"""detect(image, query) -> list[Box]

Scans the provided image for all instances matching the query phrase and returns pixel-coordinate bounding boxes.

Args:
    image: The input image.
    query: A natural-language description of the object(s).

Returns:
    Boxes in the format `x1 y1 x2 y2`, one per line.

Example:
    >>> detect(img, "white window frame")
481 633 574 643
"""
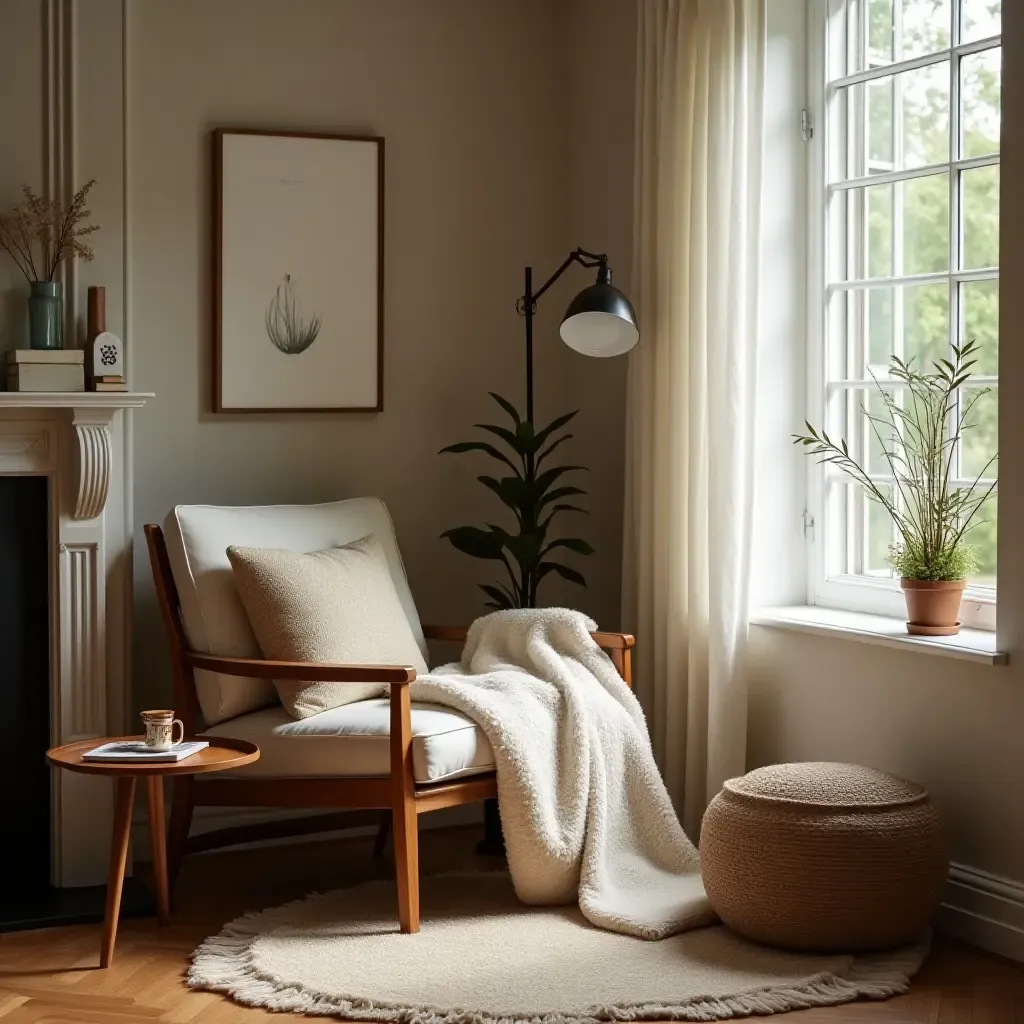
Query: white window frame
806 0 1000 630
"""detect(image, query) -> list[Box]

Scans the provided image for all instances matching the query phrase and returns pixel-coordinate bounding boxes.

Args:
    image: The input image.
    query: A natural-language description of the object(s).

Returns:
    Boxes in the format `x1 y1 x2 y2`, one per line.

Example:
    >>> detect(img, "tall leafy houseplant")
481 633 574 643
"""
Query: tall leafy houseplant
440 393 593 609
793 341 997 636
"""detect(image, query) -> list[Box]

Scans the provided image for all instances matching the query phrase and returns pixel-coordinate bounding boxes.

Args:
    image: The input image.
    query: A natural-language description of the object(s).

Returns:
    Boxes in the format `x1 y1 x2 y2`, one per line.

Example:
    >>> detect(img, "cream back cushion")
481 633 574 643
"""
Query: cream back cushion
162 499 427 726
227 535 429 719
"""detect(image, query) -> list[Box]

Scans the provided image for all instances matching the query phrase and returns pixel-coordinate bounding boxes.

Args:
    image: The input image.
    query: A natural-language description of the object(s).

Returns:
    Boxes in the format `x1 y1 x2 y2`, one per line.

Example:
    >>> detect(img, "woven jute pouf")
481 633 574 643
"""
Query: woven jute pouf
700 762 948 953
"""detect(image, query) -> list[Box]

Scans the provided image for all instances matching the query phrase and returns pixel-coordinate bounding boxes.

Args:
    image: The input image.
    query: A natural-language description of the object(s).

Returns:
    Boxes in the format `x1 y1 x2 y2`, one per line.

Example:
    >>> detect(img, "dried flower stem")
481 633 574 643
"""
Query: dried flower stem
0 178 99 283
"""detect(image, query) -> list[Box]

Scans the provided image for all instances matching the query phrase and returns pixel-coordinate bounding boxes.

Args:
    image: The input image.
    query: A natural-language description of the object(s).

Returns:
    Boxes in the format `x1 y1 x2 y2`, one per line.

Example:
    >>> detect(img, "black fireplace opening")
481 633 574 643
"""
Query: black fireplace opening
0 476 50 890
0 476 151 932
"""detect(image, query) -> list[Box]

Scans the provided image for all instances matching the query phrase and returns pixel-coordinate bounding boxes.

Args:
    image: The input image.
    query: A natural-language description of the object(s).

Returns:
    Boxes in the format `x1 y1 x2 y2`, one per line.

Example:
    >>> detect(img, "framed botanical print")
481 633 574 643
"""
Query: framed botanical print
212 129 384 412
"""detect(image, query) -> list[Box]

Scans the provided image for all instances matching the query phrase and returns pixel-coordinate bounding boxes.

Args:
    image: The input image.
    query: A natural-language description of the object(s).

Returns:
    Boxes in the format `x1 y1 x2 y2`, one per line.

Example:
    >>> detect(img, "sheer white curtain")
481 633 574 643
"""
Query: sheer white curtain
624 0 766 839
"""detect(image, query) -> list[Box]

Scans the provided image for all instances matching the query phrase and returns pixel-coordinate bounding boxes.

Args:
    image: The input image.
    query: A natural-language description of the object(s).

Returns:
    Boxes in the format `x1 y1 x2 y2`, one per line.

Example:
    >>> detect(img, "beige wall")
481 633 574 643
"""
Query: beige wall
0 0 633 711
121 0 625 707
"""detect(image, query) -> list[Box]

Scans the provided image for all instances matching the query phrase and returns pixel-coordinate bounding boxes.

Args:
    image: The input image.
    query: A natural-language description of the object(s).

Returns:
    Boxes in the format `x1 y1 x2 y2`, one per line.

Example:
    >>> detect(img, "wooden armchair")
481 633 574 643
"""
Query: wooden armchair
145 500 634 934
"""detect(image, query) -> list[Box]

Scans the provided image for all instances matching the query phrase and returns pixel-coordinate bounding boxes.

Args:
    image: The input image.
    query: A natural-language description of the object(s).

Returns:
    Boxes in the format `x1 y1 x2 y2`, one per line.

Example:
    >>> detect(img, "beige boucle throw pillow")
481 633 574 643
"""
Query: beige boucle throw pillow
226 535 428 720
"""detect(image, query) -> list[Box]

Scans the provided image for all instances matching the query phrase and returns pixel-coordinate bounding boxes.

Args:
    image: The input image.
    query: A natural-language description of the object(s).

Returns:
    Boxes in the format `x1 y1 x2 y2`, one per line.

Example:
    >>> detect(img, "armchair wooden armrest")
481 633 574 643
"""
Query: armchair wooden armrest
183 652 417 685
421 625 635 685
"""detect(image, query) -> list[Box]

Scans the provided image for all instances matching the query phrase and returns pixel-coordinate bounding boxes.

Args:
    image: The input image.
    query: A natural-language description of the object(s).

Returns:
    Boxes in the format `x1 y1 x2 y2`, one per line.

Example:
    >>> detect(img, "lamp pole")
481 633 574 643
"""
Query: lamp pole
524 265 534 424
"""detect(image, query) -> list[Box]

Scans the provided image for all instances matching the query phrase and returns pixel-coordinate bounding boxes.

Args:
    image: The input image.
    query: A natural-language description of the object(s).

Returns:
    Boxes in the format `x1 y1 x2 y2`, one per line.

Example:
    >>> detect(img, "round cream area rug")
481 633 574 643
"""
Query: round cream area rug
190 872 928 1023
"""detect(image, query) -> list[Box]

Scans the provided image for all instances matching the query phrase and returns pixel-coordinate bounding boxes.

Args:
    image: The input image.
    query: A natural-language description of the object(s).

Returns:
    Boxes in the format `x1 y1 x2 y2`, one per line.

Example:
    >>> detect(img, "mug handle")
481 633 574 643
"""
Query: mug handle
171 719 184 746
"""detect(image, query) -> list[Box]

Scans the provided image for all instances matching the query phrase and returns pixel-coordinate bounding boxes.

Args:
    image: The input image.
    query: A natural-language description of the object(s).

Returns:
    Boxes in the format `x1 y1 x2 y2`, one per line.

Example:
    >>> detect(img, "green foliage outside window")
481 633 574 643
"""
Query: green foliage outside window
859 0 1000 581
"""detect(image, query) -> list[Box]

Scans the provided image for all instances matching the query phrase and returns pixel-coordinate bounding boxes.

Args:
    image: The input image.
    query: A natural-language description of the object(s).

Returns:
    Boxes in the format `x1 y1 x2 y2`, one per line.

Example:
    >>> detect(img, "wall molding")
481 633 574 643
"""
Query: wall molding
938 861 1024 963
43 0 79 339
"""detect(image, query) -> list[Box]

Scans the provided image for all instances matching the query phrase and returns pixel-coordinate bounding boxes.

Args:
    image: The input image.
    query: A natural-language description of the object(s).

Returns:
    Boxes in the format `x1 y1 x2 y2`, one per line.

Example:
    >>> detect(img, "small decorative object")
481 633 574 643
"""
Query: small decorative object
84 285 126 390
212 129 383 412
440 249 638 610
0 179 99 350
700 762 949 953
5 348 84 392
794 341 997 635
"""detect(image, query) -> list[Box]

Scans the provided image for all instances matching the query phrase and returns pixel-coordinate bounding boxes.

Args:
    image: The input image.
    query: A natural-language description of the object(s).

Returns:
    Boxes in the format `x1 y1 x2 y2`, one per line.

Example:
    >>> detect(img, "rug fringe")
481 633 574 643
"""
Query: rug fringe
188 874 929 1024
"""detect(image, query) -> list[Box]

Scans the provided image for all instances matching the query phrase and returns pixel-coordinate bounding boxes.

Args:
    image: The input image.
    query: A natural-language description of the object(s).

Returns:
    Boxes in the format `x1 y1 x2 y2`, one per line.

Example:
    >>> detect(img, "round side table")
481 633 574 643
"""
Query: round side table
46 737 259 967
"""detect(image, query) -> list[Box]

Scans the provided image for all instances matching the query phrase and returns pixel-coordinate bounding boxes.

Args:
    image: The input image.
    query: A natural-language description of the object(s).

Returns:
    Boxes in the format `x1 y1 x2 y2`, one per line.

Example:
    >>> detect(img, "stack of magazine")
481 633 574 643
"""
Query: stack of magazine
83 740 209 763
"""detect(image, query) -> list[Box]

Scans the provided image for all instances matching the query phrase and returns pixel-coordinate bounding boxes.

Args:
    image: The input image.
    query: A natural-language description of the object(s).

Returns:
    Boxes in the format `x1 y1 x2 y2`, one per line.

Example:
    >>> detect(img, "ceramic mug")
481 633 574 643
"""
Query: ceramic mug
140 709 184 751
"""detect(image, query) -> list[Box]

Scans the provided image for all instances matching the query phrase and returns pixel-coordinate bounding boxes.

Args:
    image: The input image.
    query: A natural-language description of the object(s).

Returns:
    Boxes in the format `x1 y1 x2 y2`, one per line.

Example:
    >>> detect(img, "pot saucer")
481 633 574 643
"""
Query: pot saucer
907 621 961 636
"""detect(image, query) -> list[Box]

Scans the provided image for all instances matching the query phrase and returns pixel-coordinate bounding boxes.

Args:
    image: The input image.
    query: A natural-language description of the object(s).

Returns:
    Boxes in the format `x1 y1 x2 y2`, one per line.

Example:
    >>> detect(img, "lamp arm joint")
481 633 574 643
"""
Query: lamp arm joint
518 248 608 313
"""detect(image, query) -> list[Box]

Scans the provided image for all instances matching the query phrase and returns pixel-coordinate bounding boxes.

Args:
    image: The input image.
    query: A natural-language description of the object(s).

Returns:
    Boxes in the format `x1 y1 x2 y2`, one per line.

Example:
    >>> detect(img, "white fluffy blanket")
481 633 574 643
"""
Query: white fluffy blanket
410 608 713 940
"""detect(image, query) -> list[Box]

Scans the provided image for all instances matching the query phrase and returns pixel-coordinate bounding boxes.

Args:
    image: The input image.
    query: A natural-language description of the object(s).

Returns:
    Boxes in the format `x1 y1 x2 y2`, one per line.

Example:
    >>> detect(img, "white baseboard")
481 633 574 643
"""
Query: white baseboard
937 861 1024 963
131 803 483 862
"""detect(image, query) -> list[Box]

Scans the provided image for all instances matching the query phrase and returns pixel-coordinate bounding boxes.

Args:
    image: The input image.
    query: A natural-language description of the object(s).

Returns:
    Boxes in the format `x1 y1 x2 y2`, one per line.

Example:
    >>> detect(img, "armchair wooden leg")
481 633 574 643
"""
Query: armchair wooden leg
166 775 194 898
393 798 419 933
390 682 420 934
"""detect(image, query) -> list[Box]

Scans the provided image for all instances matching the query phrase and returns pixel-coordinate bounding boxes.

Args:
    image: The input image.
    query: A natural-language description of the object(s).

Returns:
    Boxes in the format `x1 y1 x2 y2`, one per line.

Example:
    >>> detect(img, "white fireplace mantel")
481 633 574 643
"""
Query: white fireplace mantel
0 392 153 886
0 393 151 522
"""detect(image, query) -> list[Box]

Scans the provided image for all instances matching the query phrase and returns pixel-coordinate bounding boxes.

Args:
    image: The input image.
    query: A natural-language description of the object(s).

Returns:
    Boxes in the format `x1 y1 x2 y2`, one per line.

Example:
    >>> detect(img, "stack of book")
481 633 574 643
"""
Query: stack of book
93 375 127 393
6 349 85 392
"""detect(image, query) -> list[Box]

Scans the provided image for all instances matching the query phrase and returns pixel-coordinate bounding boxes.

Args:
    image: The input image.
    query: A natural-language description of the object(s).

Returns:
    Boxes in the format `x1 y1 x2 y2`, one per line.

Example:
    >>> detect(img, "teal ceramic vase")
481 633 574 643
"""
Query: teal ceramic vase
28 281 62 350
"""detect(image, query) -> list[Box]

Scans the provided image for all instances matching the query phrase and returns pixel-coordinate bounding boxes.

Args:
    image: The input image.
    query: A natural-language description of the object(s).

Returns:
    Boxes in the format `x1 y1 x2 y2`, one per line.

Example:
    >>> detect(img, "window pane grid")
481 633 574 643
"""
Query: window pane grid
819 0 1000 594
829 266 997 290
829 34 999 92
830 151 998 191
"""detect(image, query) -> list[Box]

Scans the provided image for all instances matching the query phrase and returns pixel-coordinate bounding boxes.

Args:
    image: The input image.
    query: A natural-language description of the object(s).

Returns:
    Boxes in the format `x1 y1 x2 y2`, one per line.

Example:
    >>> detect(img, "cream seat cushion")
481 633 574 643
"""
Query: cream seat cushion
200 699 495 784
227 536 428 719
163 499 427 726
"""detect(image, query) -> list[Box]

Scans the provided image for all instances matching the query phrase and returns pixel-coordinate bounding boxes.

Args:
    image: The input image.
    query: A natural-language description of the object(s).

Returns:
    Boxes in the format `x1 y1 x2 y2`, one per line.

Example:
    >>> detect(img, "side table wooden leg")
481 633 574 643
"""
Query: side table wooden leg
146 776 170 925
101 776 136 968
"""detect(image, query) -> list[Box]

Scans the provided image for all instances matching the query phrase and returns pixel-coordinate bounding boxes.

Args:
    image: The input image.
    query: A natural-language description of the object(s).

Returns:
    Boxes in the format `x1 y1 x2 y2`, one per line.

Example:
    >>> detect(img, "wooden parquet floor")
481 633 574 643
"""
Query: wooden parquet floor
0 824 1022 1022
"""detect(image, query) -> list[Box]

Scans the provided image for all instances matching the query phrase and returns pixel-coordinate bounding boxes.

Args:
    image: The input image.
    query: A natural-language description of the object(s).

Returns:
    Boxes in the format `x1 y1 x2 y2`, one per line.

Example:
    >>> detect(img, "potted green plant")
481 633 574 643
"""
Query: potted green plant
439 392 592 609
793 341 996 636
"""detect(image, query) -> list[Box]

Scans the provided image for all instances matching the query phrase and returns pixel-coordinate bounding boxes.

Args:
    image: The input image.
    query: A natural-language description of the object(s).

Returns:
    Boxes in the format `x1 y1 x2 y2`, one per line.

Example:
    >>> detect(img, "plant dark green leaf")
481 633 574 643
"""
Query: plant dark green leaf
478 475 527 515
537 561 587 587
479 584 515 609
540 485 587 508
440 525 506 560
531 411 578 452
534 465 586 498
536 433 573 466
489 392 521 425
503 530 544 571
474 423 524 453
516 421 536 448
542 537 595 557
439 441 521 477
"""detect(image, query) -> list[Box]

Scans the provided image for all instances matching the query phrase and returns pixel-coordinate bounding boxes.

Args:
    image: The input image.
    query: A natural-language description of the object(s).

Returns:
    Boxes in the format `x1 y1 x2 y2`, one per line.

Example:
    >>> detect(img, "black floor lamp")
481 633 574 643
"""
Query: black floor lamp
517 247 639 424
478 248 639 856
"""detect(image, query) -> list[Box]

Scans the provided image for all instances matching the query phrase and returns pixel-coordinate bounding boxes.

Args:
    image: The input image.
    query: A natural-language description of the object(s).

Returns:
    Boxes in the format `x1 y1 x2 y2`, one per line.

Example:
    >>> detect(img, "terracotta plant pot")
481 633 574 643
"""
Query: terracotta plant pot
900 578 966 636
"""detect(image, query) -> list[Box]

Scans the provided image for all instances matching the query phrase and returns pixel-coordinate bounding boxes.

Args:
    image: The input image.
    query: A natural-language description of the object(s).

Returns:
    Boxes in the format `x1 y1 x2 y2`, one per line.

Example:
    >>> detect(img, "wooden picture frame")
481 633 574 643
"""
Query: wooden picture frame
212 128 385 413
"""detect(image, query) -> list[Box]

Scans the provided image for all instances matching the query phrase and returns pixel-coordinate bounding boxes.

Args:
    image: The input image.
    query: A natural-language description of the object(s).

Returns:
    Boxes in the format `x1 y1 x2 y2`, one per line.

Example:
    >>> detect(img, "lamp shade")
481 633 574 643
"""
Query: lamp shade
559 266 639 358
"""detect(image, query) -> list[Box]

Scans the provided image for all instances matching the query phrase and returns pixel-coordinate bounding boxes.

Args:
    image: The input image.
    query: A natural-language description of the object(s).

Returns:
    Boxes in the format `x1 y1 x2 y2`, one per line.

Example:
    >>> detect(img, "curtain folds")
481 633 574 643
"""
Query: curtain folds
624 0 766 839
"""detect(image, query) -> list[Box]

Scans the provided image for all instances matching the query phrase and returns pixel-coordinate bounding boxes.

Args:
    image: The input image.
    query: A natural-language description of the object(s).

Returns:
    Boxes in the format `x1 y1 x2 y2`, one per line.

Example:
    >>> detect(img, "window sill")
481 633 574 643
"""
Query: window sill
751 605 1007 665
